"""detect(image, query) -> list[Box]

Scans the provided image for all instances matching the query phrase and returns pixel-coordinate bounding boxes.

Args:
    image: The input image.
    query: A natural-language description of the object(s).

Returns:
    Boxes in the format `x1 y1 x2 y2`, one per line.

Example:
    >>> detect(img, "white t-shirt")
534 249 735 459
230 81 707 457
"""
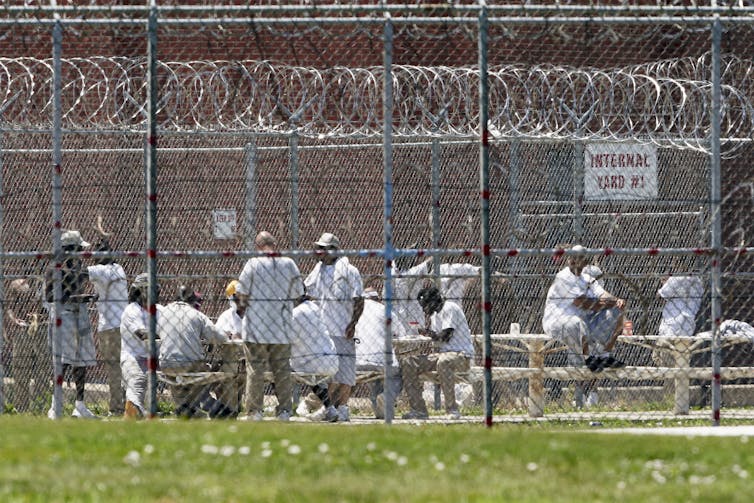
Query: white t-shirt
305 257 363 339
391 261 480 331
87 263 128 331
542 267 594 334
431 301 474 358
355 298 398 368
237 256 304 344
290 300 338 375
440 263 480 306
658 276 703 337
215 305 243 339
120 302 153 360
157 301 227 367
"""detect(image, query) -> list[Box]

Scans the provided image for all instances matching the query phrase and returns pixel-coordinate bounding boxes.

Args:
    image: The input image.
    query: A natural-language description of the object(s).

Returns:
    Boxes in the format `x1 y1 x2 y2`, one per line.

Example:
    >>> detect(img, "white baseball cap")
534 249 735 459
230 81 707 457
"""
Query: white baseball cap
61 230 90 248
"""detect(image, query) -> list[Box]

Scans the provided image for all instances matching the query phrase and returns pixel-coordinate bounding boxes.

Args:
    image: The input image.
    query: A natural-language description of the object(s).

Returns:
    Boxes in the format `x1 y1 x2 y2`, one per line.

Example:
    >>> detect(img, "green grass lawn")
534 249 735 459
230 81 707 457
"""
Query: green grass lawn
0 416 752 502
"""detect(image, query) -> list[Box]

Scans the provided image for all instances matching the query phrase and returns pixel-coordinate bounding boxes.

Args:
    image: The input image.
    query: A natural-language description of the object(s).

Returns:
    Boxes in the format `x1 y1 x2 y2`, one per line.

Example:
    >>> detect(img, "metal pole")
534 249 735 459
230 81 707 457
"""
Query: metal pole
289 131 300 249
49 14 65 420
478 1 493 427
709 14 723 427
145 0 159 418
431 138 442 286
573 142 585 243
0 111 5 413
244 141 258 251
382 14 396 424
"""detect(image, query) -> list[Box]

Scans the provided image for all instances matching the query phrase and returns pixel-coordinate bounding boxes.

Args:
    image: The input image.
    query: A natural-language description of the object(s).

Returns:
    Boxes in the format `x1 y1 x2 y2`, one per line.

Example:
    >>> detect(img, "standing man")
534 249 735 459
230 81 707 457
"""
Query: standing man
399 286 474 420
87 239 128 416
45 230 98 419
236 231 303 421
305 232 364 422
542 244 627 372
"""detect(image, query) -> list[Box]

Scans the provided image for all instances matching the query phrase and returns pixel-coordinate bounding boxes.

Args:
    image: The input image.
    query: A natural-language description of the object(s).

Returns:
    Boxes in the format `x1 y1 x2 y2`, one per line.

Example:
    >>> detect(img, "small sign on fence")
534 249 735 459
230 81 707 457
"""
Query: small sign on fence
212 209 237 240
584 143 658 200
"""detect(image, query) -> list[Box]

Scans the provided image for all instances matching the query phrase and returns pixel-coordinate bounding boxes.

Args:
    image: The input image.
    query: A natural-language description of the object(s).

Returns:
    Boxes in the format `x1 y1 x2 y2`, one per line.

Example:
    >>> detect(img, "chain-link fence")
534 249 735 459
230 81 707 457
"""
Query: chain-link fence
1 2 754 424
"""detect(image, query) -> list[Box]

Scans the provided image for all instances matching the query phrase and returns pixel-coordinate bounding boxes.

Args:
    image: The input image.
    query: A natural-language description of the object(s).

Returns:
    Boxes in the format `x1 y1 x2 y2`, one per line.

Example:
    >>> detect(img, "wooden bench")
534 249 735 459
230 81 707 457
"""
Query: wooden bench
469 331 754 417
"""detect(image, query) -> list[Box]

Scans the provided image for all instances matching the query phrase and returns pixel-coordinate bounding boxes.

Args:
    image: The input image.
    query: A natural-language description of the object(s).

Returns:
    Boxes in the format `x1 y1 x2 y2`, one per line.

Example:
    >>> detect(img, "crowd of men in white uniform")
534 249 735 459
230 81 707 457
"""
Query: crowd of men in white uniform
7 232 752 420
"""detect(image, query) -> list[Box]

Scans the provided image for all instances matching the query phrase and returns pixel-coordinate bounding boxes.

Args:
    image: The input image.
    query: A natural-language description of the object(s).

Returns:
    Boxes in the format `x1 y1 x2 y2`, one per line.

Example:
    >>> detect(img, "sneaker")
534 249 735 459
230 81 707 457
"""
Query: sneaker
402 410 429 420
307 406 326 421
601 355 626 369
446 409 461 420
337 405 350 422
296 399 311 417
322 405 339 423
47 407 57 420
585 355 605 373
239 411 264 422
277 410 291 422
72 401 97 419
585 391 599 408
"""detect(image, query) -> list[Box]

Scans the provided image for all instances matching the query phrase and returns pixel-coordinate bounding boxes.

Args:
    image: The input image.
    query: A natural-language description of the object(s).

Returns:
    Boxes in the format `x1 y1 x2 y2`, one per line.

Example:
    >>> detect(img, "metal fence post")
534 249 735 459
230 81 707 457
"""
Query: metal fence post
145 0 159 418
244 140 258 251
50 15 65 420
710 14 723 427
383 13 396 424
478 0 493 427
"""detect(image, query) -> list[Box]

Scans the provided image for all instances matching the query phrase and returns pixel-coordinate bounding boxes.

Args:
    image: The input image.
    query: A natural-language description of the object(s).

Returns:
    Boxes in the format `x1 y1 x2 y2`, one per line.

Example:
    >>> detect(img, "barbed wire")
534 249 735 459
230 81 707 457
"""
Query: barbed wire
0 53 752 156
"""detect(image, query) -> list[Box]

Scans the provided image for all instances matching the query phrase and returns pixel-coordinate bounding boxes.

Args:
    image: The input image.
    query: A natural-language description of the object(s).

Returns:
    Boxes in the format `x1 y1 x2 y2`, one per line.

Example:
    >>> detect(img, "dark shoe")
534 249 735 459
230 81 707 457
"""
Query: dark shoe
585 356 604 373
601 356 626 369
402 410 429 420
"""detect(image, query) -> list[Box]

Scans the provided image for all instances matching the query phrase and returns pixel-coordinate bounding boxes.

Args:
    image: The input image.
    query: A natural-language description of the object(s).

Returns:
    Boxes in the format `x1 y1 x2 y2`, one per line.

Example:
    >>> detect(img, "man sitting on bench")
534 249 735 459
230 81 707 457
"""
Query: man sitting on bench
542 244 627 373
399 286 474 420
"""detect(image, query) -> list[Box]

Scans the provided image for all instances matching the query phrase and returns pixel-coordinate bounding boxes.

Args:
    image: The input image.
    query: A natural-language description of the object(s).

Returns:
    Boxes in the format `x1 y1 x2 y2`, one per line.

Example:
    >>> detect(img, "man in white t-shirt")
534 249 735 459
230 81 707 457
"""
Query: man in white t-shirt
542 245 626 372
305 232 364 422
87 240 128 415
237 231 304 421
399 286 474 420
291 295 340 422
120 273 157 419
657 275 704 337
355 288 402 419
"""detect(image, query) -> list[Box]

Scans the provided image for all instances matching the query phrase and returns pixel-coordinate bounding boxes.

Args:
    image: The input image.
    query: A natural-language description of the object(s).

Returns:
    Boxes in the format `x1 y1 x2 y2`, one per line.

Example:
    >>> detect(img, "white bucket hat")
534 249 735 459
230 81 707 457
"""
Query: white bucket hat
61 230 90 248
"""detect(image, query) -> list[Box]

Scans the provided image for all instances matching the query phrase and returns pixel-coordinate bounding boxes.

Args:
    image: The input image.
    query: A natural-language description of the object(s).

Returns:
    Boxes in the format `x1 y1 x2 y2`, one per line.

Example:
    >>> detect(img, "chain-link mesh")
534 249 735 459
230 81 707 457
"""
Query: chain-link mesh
1 3 754 424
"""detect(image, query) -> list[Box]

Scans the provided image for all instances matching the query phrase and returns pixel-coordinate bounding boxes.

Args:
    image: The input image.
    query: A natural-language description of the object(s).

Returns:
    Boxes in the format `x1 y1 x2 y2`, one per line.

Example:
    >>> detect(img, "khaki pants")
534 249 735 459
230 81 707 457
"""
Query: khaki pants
161 361 208 410
97 327 124 414
401 351 470 414
244 342 292 415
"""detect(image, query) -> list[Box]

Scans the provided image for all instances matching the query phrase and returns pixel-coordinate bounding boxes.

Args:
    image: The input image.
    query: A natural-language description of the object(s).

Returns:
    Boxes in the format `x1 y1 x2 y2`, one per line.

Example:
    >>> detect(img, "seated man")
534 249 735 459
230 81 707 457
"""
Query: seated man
355 288 402 419
542 245 627 372
399 286 474 420
291 294 340 422
157 286 231 418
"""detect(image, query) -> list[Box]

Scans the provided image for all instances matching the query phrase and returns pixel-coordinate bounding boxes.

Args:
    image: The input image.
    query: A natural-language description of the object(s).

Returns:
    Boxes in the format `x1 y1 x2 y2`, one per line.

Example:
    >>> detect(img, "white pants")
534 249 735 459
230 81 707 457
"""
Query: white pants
121 354 147 414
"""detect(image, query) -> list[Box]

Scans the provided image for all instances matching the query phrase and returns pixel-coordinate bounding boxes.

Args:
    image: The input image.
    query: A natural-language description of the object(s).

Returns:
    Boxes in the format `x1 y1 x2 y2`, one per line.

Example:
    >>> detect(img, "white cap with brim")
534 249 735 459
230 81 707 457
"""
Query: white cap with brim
61 230 90 248
314 232 340 249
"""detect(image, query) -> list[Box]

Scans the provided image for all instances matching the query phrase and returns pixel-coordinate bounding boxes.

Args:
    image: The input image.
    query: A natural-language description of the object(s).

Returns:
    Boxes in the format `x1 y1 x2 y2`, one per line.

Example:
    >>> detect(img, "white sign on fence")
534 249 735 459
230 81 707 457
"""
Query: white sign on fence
212 209 237 240
584 143 658 200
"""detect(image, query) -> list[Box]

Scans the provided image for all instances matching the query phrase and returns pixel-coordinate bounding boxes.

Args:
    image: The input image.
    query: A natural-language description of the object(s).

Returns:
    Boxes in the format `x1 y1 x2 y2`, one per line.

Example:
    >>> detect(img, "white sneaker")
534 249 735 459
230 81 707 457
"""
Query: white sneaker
72 401 97 419
337 405 350 422
239 411 264 422
295 399 310 417
446 409 462 420
307 406 326 421
277 410 291 422
47 407 57 420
